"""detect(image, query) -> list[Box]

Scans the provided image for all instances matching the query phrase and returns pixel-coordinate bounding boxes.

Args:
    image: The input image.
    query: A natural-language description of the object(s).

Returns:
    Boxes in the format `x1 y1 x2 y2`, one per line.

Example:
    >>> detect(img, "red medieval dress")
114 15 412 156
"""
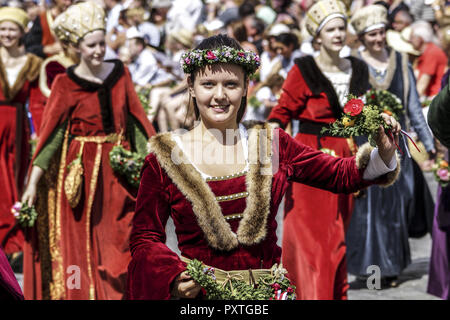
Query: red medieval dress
23 60 155 300
267 55 370 299
126 122 399 300
0 53 42 255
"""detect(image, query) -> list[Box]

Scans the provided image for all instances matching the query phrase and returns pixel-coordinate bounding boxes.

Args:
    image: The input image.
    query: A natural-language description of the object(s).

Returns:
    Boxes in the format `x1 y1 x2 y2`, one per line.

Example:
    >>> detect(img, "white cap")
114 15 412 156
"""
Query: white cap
268 23 290 36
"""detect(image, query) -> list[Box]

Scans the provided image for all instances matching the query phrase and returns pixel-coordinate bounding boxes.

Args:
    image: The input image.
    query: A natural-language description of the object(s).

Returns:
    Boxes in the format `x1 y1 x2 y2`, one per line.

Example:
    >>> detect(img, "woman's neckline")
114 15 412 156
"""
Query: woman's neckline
172 124 249 180
67 59 124 90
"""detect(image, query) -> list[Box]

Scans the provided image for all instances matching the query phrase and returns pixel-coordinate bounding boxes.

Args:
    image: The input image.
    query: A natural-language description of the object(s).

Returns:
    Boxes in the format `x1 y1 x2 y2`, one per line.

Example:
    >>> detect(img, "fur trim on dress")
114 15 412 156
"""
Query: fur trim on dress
147 122 274 251
355 142 401 188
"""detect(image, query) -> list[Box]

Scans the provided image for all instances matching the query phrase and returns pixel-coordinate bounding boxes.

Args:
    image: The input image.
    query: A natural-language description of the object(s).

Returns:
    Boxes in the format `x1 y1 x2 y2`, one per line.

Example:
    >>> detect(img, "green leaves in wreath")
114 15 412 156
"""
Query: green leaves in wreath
109 145 145 189
186 259 296 300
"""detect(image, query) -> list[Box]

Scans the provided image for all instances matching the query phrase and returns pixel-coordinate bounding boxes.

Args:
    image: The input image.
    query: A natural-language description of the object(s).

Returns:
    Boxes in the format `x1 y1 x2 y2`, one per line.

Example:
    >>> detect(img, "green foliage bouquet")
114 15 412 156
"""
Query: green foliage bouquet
11 202 38 228
186 259 296 300
109 146 145 189
364 89 404 120
321 95 390 147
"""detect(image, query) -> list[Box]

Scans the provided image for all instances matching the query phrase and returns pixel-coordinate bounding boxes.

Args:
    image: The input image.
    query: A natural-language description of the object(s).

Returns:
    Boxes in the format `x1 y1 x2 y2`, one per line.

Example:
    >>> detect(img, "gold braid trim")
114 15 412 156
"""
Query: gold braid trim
49 124 70 299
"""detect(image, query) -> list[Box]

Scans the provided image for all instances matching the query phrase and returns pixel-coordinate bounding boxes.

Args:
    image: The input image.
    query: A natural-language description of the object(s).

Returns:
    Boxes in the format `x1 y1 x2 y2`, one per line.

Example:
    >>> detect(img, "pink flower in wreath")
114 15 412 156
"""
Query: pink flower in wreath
343 98 364 116
206 51 217 60
438 168 450 181
238 52 245 57
184 58 191 65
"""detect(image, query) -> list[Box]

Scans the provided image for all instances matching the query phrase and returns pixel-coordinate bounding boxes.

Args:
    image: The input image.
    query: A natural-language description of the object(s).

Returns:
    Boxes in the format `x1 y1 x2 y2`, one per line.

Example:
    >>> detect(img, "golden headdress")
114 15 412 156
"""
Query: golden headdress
53 1 106 44
350 5 388 35
305 0 347 36
0 7 29 30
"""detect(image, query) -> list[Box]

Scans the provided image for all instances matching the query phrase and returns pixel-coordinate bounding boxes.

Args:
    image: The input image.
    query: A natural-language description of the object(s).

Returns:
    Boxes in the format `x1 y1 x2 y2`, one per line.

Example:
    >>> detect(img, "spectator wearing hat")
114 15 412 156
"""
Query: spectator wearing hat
127 27 159 87
23 0 73 58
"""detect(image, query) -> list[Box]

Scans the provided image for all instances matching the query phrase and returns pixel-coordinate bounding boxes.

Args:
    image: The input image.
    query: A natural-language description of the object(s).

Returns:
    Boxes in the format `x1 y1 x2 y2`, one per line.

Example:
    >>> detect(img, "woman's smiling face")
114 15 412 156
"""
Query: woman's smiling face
0 20 23 49
189 63 248 128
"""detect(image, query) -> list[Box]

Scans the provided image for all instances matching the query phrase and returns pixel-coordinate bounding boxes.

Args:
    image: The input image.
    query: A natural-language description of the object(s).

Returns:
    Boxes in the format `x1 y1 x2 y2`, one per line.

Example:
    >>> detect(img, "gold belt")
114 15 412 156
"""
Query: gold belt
73 133 121 144
181 256 273 286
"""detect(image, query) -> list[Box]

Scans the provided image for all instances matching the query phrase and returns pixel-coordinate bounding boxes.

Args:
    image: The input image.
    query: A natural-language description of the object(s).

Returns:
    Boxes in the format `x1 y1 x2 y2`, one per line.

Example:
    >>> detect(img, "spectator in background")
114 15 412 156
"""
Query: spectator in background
23 0 41 29
127 7 161 48
410 20 448 100
126 27 159 87
165 0 205 35
272 32 303 78
391 7 414 32
227 19 258 53
23 0 73 58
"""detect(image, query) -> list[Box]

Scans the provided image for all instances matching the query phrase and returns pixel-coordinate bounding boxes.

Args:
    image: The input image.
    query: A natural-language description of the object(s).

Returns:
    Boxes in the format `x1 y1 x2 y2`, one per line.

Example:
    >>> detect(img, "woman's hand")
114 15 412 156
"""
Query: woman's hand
21 183 38 207
375 113 401 167
21 165 45 207
170 271 202 299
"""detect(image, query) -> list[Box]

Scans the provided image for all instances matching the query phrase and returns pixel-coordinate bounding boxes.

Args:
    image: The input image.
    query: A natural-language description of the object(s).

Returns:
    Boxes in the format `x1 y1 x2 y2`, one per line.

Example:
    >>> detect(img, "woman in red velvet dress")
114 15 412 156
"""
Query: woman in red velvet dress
21 2 155 300
126 33 402 300
267 0 372 300
0 7 42 256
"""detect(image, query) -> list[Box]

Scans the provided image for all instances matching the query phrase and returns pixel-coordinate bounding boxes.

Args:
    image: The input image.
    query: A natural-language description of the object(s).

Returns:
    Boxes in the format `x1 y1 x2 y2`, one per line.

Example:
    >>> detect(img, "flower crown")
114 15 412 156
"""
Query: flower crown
181 46 261 75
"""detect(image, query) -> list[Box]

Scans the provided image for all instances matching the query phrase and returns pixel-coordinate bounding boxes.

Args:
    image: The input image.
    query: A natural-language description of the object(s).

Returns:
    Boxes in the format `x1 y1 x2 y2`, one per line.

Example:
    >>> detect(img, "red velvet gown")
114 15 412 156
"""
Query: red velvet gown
126 122 397 300
0 54 41 255
23 60 155 300
267 56 370 299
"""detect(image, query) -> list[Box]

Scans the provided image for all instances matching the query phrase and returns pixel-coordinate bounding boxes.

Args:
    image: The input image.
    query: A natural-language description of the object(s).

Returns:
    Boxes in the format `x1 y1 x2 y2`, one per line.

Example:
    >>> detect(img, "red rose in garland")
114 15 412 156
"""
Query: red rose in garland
343 98 364 116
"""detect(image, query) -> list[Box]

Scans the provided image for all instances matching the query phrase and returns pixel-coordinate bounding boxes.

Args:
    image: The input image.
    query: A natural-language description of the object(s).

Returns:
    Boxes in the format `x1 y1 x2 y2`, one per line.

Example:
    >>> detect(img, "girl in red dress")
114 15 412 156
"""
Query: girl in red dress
21 2 155 300
126 33 402 300
0 7 41 256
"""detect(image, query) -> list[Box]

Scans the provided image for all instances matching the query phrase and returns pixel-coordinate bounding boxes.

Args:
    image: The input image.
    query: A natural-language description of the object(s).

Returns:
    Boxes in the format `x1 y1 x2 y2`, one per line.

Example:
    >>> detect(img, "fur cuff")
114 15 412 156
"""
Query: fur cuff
355 142 401 188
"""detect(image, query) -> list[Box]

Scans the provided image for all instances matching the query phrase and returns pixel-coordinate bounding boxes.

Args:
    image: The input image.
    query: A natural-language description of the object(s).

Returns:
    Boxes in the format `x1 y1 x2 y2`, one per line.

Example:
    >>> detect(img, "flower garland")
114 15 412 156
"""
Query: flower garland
321 95 391 147
432 157 449 187
186 259 296 300
364 89 404 120
109 146 145 189
11 202 38 228
181 46 260 75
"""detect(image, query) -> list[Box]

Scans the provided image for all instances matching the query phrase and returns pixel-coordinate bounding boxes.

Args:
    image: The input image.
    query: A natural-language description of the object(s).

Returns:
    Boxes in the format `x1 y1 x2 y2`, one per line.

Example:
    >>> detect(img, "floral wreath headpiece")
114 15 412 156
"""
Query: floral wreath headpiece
181 46 261 75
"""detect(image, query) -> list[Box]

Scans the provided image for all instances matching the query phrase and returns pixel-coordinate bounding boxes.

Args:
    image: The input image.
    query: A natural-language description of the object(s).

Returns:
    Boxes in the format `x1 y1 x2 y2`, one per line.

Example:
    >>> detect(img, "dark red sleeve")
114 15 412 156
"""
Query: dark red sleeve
126 153 186 300
277 128 379 193
267 65 308 129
